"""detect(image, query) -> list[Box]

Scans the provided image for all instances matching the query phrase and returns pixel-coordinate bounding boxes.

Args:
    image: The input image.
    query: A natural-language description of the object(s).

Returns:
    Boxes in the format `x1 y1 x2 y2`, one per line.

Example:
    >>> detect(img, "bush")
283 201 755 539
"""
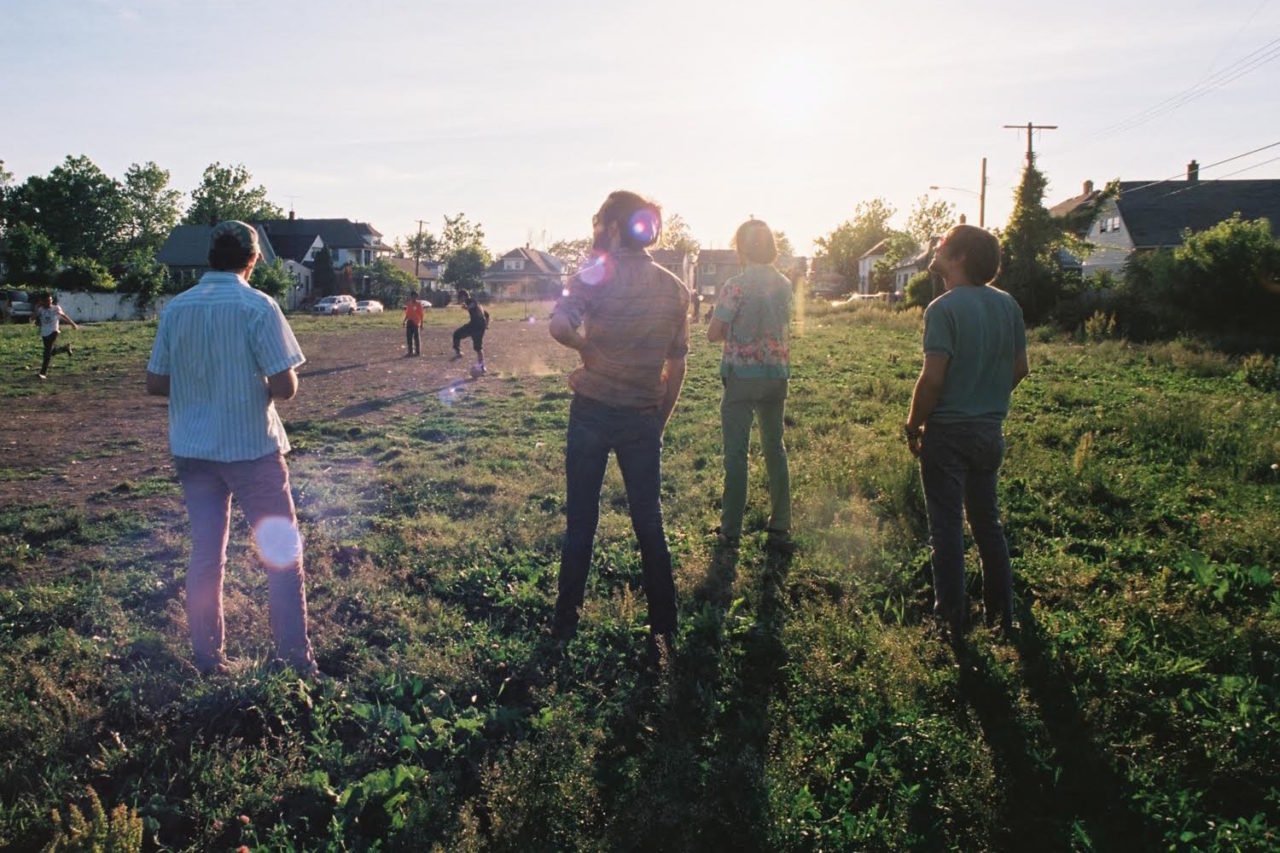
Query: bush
902 271 935 309
53 257 116 292
1082 310 1117 342
1242 353 1280 391
115 252 168 307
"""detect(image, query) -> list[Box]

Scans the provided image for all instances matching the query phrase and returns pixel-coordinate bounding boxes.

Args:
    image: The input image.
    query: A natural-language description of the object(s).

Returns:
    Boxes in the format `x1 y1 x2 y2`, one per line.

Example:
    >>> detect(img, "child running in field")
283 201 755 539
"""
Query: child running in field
450 289 488 374
36 294 78 380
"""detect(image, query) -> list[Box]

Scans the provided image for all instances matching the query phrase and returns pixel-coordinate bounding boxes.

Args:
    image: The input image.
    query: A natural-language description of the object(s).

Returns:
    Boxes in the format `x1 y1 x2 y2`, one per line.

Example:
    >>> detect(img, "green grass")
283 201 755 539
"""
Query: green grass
1 302 1277 851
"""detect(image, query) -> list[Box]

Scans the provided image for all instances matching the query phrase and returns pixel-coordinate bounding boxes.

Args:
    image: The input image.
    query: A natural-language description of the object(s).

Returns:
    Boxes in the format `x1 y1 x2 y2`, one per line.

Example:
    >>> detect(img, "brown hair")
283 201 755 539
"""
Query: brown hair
596 190 662 250
941 224 1001 285
207 235 257 272
733 219 778 264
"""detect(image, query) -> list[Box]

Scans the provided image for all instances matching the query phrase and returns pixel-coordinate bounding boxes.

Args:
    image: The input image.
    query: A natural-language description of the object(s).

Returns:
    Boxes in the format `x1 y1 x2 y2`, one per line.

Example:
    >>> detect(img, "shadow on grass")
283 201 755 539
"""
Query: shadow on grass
597 543 793 851
955 600 1158 849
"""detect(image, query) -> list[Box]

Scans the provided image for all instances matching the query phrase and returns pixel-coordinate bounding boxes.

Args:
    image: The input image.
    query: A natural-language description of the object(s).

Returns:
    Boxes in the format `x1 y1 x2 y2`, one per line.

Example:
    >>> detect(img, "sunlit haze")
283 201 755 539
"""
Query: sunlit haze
4 0 1280 254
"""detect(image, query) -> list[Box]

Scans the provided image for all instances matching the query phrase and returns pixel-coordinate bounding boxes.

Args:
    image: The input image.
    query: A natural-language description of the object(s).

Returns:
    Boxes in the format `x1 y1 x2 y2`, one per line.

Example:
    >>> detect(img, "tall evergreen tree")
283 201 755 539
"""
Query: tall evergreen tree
997 163 1068 324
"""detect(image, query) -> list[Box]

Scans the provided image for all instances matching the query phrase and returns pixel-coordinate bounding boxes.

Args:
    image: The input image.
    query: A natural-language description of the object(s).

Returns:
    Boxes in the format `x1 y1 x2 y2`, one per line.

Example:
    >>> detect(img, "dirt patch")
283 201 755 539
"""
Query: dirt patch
0 319 578 509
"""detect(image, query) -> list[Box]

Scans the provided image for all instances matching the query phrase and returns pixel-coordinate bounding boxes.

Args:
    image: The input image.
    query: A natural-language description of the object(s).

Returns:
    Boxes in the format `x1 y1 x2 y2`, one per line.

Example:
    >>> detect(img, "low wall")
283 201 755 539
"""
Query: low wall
53 291 175 323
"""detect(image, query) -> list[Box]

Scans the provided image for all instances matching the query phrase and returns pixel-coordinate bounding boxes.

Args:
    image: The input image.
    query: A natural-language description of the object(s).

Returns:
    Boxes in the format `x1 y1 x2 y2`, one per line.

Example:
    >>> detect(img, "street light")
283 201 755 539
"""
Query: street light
928 156 987 227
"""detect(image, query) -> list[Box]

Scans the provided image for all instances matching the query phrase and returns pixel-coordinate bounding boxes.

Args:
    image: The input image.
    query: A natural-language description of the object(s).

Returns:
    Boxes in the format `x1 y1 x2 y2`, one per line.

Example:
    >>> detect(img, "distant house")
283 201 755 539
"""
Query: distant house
268 233 321 310
156 223 278 292
480 247 566 301
694 249 741 299
386 255 443 291
257 216 391 269
891 238 940 294
651 249 695 291
1051 163 1280 276
857 238 891 294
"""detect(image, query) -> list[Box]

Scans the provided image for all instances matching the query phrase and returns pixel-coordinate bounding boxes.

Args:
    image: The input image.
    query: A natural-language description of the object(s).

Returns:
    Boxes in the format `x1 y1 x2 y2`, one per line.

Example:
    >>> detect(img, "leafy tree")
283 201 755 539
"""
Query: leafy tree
0 160 12 233
312 247 337 296
773 230 796 261
997 164 1074 324
440 213 491 265
441 245 487 291
814 198 897 283
905 195 956 246
122 161 183 256
547 237 592 270
353 258 418 306
249 258 295 300
183 162 283 225
2 222 62 285
657 213 699 254
395 230 439 268
54 257 116 292
8 155 128 265
904 270 937 309
116 250 169 304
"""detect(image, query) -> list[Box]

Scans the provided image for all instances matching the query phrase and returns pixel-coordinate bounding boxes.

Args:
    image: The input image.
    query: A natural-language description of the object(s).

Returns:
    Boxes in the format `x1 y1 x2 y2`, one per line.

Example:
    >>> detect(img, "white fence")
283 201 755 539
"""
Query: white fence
54 291 175 323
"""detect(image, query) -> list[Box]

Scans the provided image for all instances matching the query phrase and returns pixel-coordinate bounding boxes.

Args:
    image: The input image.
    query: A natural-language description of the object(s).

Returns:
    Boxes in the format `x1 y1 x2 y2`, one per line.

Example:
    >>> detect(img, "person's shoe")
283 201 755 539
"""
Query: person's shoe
37 372 46 380
712 527 740 550
450 351 462 361
65 344 74 358
195 654 231 676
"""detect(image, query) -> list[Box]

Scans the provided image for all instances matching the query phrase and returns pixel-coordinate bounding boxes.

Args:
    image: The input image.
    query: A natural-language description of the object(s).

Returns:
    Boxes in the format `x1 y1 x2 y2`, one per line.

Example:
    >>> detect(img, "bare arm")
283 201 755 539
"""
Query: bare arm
549 313 587 351
145 371 170 397
58 309 78 330
904 353 950 457
267 367 299 401
706 317 728 343
658 356 687 431
1012 349 1029 390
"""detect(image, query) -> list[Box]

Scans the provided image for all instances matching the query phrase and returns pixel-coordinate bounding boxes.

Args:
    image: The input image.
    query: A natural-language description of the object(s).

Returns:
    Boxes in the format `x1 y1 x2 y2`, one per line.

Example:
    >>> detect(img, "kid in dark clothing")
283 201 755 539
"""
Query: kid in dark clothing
451 289 489 373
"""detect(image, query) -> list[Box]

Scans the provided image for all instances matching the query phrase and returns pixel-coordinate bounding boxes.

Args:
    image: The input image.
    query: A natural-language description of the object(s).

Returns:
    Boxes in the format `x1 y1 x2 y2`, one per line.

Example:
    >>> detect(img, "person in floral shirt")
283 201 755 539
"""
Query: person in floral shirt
707 219 793 553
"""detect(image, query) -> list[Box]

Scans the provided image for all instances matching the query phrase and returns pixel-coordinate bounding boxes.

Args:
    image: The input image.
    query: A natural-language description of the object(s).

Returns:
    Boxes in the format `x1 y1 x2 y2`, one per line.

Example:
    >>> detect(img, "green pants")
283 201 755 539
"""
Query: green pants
720 376 791 539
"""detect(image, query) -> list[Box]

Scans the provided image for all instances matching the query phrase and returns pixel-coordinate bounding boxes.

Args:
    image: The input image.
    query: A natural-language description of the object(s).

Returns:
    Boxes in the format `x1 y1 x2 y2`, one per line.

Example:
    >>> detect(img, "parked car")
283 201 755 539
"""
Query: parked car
3 289 33 323
355 300 384 314
313 295 357 315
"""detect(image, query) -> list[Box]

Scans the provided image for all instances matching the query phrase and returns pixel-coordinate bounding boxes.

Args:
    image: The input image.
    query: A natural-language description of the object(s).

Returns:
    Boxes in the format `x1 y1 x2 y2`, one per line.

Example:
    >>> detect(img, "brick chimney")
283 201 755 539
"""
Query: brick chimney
1083 180 1094 195
1187 159 1200 182
289 209 296 220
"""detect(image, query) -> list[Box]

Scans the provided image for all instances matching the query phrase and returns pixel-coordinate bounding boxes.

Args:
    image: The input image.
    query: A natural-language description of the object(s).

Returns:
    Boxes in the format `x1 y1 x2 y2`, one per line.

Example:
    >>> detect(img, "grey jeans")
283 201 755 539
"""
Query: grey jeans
919 421 1013 633
719 376 791 540
175 452 315 672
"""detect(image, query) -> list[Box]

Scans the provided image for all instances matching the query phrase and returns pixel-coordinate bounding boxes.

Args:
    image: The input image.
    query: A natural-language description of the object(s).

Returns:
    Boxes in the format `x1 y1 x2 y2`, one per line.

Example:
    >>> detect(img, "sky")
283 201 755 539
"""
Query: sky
3 0 1280 256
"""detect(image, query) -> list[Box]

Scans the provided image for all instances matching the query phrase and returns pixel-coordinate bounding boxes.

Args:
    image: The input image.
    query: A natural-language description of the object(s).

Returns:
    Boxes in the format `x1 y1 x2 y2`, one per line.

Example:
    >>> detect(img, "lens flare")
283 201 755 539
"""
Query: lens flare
253 515 302 569
437 379 466 405
628 208 661 246
579 250 615 286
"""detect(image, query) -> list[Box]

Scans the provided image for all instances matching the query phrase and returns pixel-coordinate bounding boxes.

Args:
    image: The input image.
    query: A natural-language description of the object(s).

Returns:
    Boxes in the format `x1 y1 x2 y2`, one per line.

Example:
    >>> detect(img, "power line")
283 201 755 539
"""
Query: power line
1095 35 1280 138
1160 154 1280 197
1121 139 1280 194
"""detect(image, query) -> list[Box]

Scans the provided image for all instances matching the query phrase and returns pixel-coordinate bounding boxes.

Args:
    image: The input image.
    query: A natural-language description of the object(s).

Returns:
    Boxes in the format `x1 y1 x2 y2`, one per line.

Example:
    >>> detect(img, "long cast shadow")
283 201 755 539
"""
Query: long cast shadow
956 598 1158 849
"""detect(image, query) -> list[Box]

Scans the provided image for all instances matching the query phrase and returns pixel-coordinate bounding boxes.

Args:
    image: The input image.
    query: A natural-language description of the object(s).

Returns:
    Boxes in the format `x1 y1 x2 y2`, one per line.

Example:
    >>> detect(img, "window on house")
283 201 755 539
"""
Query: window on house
504 258 524 271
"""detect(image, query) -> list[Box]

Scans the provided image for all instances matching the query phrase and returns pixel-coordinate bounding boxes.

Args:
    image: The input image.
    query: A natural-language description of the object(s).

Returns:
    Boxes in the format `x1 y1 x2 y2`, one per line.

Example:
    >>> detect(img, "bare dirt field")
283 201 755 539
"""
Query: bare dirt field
1 318 578 509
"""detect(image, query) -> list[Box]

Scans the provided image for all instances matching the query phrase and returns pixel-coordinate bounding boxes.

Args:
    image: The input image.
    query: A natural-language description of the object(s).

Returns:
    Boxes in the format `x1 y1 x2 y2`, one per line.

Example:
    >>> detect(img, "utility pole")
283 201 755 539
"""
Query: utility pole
413 219 428 278
979 156 987 228
1003 121 1058 165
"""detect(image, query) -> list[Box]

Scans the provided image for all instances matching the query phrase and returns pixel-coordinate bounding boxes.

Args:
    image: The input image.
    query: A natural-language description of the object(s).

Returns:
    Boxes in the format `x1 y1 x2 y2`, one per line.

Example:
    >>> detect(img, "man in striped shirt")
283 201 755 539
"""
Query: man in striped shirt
146 220 319 678
548 191 690 663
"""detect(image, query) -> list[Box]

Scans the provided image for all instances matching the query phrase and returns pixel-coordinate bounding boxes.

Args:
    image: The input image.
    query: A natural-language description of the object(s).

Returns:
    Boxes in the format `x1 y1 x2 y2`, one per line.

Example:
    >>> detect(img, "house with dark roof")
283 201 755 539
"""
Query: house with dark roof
857 238 891 294
891 238 941 294
651 249 695 291
268 233 322 309
155 223 279 290
694 249 740 299
1053 163 1280 276
257 217 391 268
480 247 566 301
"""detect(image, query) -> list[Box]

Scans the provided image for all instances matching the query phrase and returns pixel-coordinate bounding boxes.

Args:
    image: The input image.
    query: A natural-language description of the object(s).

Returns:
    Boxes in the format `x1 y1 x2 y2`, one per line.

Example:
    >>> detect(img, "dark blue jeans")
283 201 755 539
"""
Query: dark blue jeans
554 395 677 637
919 420 1013 633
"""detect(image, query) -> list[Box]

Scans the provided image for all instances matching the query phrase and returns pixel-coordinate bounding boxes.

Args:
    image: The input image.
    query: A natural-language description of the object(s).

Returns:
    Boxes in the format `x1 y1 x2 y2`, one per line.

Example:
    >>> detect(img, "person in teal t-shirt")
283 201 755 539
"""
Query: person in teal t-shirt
708 219 793 553
905 224 1029 646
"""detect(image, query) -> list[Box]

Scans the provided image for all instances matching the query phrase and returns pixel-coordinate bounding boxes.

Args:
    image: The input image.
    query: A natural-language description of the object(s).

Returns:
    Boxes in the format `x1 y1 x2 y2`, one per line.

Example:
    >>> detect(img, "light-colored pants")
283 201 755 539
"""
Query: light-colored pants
175 453 315 672
719 376 791 540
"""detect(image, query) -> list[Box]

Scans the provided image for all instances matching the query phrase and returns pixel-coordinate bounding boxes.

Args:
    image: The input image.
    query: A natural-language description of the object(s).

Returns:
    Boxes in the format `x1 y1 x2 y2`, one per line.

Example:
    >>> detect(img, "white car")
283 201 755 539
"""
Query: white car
313 295 357 315
355 300 384 314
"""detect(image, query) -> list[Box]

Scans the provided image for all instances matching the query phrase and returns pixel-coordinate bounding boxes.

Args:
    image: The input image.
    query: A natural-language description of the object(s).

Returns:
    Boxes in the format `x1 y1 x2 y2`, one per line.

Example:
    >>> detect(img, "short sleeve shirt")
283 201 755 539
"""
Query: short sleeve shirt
712 264 793 379
404 301 424 325
37 306 61 336
147 271 305 461
552 249 690 409
922 284 1026 424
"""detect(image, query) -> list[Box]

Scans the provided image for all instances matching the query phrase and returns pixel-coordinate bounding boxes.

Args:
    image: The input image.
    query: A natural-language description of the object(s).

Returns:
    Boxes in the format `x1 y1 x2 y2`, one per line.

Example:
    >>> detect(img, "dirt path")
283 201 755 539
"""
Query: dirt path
0 319 578 509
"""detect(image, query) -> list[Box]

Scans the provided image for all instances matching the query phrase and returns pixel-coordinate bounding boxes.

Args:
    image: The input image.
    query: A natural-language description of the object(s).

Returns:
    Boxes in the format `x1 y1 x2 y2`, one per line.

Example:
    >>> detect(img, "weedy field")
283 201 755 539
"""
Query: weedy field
0 302 1276 851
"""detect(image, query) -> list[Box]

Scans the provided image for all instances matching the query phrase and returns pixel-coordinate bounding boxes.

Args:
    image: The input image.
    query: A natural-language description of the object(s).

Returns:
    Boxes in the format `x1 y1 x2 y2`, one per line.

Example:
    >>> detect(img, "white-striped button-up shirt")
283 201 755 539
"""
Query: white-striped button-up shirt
147 272 305 462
